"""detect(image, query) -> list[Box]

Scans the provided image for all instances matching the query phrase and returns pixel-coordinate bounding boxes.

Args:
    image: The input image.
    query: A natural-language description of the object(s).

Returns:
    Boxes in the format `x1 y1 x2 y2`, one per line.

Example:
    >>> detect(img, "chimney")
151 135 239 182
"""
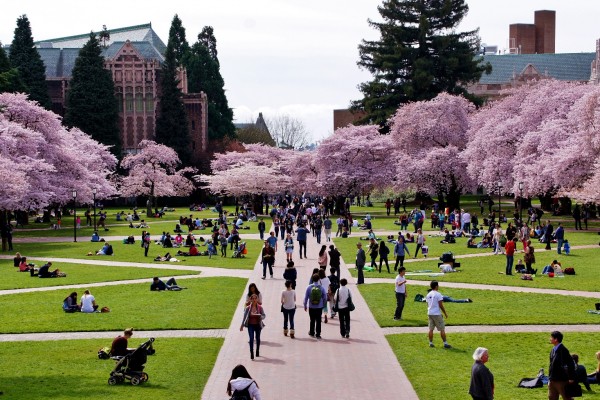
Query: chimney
535 10 555 54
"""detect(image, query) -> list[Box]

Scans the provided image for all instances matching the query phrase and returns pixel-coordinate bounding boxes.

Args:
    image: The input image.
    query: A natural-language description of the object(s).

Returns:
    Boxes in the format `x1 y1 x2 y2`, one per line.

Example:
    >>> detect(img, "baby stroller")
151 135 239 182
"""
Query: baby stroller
108 338 154 386
232 241 247 258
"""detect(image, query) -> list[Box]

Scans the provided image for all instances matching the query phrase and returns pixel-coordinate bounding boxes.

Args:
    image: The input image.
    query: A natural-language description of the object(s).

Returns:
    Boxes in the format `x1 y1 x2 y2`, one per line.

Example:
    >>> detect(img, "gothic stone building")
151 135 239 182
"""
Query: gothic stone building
34 23 208 160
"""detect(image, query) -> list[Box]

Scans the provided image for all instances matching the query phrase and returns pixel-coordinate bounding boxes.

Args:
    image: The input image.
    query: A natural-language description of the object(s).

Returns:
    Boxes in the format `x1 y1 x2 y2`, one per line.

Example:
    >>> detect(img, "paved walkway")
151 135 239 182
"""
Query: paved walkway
201 231 419 400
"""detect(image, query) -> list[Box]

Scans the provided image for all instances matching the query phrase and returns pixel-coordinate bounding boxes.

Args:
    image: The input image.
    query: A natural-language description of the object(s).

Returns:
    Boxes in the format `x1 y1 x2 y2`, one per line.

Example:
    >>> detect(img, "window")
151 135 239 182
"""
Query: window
116 93 123 112
135 87 143 112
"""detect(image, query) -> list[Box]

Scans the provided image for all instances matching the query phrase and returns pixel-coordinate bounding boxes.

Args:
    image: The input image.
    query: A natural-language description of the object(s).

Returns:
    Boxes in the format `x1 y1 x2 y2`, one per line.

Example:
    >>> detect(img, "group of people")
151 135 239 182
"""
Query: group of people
62 289 100 313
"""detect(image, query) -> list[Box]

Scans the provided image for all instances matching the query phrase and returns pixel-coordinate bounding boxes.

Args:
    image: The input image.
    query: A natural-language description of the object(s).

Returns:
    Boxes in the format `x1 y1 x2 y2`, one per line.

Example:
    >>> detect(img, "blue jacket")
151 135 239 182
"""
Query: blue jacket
554 226 564 240
303 283 327 309
296 227 308 241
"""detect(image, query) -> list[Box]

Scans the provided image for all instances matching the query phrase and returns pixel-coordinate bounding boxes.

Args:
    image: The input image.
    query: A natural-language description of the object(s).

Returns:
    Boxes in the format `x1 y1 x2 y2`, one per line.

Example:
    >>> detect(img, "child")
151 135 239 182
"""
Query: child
515 259 526 273
563 240 570 255
219 235 227 257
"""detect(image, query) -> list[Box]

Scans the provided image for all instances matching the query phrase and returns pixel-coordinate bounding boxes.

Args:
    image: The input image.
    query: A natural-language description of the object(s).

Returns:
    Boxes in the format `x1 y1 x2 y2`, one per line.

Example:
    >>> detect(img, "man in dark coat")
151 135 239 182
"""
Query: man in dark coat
548 330 575 400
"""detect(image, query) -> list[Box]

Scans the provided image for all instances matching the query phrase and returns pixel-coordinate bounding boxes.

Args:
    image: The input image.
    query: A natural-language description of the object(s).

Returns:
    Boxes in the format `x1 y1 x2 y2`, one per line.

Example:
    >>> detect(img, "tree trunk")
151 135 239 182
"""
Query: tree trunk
334 196 345 215
146 198 153 218
445 177 461 211
251 194 263 216
0 210 7 252
538 193 553 211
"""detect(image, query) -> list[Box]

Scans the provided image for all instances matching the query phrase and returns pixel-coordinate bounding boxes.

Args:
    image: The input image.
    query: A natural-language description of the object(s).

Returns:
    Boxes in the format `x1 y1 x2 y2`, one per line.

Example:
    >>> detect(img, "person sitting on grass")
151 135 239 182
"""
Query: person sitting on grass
177 243 199 256
440 229 456 244
38 262 62 278
515 259 526 273
18 256 33 272
91 231 101 242
439 263 458 273
135 220 148 229
404 233 415 243
478 233 492 248
13 252 22 267
150 277 185 291
467 236 478 248
96 242 113 256
62 292 81 312
185 233 195 247
122 235 135 245
80 289 99 313
110 328 135 357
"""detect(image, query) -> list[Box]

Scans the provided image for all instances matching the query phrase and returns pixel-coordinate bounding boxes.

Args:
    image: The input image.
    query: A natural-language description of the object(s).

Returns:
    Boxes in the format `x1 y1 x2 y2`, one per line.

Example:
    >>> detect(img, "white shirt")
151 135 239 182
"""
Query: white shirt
334 286 351 309
425 290 444 315
395 275 407 294
319 277 331 293
81 294 95 313
281 289 296 310
462 212 471 224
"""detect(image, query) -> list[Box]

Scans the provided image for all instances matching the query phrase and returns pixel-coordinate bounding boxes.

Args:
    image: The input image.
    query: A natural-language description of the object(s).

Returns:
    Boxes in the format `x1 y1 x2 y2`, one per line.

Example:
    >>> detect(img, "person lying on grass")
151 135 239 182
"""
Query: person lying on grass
150 277 185 291
38 262 64 278
96 243 113 256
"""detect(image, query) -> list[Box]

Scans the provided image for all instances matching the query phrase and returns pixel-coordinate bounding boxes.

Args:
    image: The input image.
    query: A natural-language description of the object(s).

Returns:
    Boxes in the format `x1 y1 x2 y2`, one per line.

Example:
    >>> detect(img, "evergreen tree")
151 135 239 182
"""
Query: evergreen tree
0 43 26 93
187 26 235 140
64 33 121 157
9 15 51 108
352 0 490 130
155 15 192 165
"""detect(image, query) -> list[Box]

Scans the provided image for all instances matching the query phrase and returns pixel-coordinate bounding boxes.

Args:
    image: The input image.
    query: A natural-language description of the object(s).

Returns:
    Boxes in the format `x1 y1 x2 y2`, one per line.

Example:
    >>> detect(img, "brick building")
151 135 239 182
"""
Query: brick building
509 10 556 55
33 23 208 160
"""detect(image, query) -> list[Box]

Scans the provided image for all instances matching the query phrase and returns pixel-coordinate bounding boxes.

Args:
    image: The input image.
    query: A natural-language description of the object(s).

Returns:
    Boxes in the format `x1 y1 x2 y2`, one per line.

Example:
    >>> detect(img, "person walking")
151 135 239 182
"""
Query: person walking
323 216 332 242
548 331 576 400
334 278 353 338
368 238 379 270
318 245 328 269
555 223 565 254
227 364 262 399
425 281 451 348
142 232 150 257
329 245 341 281
378 240 390 273
414 229 426 258
544 220 554 251
281 280 296 338
283 233 294 262
257 218 266 241
394 236 410 271
394 267 407 320
303 273 327 339
505 237 517 276
240 294 265 360
261 241 275 280
469 347 494 400
356 242 366 284
283 261 297 290
296 224 308 259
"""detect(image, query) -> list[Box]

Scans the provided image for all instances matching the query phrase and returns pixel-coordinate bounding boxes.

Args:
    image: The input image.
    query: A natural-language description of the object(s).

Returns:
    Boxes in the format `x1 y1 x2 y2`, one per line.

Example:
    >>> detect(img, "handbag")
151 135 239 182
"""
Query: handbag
347 291 356 312
332 289 339 313
565 382 582 398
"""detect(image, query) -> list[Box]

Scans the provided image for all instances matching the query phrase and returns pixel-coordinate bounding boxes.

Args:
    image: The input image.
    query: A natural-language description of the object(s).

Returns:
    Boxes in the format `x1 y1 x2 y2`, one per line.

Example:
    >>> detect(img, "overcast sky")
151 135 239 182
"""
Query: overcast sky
1 1 599 142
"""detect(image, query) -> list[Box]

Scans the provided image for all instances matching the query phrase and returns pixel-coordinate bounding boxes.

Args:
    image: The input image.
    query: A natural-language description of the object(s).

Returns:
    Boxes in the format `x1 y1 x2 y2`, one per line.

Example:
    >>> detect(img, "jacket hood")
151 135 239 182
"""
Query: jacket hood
230 377 254 391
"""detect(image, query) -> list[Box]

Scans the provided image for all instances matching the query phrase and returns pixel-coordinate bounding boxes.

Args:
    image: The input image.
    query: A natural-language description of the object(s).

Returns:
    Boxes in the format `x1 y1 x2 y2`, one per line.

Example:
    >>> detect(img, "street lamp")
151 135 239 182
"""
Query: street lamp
72 190 77 243
92 188 97 231
497 182 503 225
518 182 524 223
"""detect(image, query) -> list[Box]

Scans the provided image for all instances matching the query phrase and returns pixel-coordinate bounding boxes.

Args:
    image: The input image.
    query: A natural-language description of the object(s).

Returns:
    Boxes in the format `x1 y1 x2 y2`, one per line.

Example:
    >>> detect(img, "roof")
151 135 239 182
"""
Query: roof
35 23 166 55
479 53 596 84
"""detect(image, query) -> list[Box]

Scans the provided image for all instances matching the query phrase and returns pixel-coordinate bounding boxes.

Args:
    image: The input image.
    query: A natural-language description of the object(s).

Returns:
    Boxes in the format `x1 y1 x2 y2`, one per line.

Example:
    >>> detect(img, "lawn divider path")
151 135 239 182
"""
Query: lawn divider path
382 324 600 335
0 329 228 342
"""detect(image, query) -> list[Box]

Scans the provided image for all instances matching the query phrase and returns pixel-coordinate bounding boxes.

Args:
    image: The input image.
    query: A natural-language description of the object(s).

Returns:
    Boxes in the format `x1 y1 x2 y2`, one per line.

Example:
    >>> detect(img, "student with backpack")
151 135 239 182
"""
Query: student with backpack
303 273 327 339
328 267 340 319
227 364 262 400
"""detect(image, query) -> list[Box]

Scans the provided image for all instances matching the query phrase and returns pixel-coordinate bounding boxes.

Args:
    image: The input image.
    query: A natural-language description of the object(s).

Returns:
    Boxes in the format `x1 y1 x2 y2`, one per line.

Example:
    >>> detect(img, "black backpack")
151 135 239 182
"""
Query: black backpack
230 381 254 400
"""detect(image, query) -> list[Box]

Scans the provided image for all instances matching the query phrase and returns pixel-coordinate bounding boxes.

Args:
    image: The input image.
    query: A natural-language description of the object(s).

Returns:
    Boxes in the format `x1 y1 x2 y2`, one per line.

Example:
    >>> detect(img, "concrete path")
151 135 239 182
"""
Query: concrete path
201 231 419 400
382 324 600 335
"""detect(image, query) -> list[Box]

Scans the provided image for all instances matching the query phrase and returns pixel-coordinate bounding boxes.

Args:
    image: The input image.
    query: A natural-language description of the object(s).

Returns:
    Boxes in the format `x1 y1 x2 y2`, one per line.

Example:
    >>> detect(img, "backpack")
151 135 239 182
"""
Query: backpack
564 267 575 275
230 381 254 400
414 294 424 302
310 284 323 305
499 235 508 246
98 347 111 360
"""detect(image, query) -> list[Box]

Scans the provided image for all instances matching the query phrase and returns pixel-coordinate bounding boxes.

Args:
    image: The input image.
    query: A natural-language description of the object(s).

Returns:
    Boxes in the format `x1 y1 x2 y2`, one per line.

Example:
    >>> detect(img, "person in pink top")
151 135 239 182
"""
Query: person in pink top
504 237 517 275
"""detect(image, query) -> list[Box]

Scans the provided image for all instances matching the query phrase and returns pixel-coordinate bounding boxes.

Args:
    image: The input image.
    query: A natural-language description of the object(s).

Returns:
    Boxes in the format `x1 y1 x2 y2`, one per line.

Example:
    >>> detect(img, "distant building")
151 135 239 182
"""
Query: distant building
509 10 555 55
32 23 208 160
234 112 269 134
332 109 366 132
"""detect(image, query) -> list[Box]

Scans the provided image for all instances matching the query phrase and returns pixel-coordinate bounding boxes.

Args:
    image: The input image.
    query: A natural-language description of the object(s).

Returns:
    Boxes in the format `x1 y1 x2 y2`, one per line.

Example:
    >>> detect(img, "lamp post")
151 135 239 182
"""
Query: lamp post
72 190 77 242
92 188 97 231
497 182 503 225
518 182 524 224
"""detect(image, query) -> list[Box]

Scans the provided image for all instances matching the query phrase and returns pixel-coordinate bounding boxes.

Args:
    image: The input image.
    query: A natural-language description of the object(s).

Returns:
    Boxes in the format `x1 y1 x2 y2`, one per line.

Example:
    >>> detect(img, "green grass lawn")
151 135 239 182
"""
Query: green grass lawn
360 283 600 327
0 338 222 400
0 277 246 333
347 247 600 292
0 260 193 290
11 239 262 270
388 332 600 400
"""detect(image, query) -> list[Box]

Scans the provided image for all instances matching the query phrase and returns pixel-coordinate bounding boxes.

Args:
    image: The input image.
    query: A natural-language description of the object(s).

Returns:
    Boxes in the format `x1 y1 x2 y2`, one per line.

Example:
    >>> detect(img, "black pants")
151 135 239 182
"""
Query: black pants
395 292 406 319
415 243 423 257
262 260 273 278
379 257 389 273
394 255 405 270
298 240 307 258
338 308 350 336
357 266 364 284
308 307 323 336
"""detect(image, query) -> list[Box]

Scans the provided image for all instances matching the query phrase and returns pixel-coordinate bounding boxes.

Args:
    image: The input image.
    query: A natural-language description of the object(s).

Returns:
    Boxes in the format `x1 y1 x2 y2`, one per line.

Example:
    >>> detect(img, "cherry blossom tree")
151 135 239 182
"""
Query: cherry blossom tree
120 140 196 216
0 93 117 250
388 93 474 209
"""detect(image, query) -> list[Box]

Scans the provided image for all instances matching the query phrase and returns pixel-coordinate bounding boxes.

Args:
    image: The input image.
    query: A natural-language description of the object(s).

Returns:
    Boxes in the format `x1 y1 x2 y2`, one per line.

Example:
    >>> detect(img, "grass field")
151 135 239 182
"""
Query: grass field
11 239 262 270
0 260 194 290
0 277 246 333
359 283 600 327
0 338 223 400
388 332 600 400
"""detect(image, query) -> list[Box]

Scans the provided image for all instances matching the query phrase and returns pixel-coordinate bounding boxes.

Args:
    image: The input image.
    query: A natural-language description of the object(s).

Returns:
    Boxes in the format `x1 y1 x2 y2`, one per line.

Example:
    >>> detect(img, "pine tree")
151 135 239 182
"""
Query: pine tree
0 43 26 93
352 0 490 130
155 15 192 165
187 26 235 140
9 15 51 108
64 33 121 157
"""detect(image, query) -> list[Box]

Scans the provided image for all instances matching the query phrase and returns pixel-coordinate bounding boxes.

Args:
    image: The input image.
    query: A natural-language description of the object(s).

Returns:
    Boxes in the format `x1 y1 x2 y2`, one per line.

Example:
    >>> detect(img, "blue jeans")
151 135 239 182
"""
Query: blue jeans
557 239 564 254
247 323 261 352
282 308 295 330
315 231 322 243
506 255 514 275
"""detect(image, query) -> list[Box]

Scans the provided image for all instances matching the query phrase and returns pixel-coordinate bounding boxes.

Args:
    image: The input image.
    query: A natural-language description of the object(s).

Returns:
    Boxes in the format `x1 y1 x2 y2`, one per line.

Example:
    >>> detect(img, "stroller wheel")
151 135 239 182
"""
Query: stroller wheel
131 376 141 386
140 372 149 382
108 377 118 386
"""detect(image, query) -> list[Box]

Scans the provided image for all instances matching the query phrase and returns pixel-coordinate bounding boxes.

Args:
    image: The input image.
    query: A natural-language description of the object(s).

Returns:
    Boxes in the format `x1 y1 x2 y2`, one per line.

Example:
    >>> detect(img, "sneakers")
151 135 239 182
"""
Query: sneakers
345 334 350 339
443 343 452 349
261 276 266 280
429 343 435 348
324 315 328 323
467 299 473 303
270 275 273 279
394 317 401 321
315 335 322 340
